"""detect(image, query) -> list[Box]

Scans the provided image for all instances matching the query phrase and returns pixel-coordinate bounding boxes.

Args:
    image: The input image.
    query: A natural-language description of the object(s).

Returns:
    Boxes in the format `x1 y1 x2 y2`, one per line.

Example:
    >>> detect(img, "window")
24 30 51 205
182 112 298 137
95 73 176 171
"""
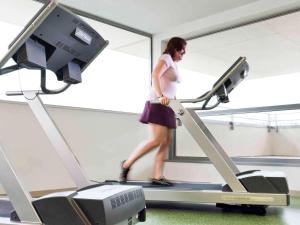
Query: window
177 11 300 109
172 11 300 164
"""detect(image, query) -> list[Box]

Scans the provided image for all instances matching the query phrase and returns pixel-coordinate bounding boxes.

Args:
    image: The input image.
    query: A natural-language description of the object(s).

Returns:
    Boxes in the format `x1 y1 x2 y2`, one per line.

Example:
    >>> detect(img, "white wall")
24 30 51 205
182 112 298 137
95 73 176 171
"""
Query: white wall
171 122 300 195
177 122 271 157
0 100 155 193
0 100 300 195
271 128 300 156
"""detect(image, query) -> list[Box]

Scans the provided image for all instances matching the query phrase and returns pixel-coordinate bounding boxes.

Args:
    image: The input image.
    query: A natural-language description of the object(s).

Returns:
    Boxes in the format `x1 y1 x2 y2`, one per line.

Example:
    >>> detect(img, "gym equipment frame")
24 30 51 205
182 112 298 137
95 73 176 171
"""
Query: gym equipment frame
124 57 289 215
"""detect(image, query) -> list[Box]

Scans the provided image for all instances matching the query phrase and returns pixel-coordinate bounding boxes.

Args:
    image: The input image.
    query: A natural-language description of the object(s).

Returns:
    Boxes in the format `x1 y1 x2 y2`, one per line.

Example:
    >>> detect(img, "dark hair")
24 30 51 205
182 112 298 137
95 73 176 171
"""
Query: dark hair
163 37 187 59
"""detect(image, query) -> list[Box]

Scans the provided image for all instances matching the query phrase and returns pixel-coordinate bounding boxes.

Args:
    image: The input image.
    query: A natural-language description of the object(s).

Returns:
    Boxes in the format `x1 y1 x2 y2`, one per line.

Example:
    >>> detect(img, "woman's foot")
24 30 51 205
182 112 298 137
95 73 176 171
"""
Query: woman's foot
120 160 130 183
151 177 173 186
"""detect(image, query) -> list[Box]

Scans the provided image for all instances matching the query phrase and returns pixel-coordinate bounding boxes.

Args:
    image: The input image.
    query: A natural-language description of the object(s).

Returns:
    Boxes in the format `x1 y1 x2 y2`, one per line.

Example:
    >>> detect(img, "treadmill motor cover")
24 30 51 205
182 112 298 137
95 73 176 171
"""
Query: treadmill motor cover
30 185 145 225
223 170 289 194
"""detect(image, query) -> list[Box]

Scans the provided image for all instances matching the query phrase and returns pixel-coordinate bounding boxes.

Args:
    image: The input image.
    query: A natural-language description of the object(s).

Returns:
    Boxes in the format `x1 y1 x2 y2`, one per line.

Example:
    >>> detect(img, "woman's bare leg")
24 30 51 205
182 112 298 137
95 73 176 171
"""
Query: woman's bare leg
123 123 168 169
152 128 173 179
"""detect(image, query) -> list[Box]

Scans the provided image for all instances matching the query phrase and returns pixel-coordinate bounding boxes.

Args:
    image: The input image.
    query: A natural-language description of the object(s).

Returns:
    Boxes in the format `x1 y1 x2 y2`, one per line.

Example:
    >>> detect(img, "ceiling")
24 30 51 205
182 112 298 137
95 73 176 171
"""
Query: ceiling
1 0 300 79
0 0 259 34
181 11 300 79
57 0 259 34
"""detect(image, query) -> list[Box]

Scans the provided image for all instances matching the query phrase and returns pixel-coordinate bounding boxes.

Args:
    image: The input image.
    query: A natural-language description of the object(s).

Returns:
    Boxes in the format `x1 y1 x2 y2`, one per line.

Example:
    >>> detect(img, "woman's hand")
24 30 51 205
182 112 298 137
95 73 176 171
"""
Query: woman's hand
159 96 170 105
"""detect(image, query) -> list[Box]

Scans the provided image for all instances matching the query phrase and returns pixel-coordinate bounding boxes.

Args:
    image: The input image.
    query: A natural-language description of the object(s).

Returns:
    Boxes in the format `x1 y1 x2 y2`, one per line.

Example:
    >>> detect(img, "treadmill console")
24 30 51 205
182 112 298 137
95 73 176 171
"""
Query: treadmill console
200 57 249 110
213 57 249 103
0 0 108 85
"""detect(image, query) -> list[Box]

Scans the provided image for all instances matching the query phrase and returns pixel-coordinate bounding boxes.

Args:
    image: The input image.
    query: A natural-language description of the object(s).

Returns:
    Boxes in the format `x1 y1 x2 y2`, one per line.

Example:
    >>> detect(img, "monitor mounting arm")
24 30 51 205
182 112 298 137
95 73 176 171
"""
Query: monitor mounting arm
0 64 20 76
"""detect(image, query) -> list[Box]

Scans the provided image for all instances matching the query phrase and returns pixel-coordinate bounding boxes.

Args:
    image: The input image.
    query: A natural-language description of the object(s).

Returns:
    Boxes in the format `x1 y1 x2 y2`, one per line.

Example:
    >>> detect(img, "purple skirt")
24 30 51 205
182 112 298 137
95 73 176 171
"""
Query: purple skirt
139 101 176 129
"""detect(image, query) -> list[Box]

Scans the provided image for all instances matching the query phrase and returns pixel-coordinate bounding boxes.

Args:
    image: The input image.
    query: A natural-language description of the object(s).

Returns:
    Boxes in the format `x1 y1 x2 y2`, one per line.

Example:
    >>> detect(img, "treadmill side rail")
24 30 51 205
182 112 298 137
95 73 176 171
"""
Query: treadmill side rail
170 100 246 192
0 146 42 224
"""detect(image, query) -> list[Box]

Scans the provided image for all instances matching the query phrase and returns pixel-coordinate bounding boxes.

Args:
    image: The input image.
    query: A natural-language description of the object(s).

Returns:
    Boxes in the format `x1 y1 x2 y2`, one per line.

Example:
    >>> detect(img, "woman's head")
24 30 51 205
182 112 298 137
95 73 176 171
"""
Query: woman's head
163 37 187 61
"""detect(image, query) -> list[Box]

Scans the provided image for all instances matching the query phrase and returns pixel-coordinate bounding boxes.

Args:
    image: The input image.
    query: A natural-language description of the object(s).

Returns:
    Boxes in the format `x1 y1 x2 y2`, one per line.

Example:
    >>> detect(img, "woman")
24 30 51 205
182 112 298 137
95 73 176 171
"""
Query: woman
120 37 186 186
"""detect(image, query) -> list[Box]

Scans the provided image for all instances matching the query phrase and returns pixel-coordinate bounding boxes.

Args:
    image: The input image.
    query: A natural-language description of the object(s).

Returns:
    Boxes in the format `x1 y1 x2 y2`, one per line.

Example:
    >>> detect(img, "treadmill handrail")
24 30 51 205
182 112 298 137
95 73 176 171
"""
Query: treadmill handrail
181 57 247 104
151 57 247 105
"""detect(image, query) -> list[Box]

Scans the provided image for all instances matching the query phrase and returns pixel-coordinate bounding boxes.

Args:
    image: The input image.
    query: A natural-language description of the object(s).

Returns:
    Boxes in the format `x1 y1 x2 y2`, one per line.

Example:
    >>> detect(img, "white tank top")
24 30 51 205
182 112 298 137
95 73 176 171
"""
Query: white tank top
148 54 181 100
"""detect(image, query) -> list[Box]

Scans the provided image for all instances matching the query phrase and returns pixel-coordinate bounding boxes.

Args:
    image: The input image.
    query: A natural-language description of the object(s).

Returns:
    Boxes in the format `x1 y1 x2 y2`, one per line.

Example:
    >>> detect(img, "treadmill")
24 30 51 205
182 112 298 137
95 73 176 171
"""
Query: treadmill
116 57 290 215
0 1 146 224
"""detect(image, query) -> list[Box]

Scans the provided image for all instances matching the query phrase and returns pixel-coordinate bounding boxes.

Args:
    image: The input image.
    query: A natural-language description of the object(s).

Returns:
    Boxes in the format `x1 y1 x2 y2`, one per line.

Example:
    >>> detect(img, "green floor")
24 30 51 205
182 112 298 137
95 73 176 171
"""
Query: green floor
143 198 300 225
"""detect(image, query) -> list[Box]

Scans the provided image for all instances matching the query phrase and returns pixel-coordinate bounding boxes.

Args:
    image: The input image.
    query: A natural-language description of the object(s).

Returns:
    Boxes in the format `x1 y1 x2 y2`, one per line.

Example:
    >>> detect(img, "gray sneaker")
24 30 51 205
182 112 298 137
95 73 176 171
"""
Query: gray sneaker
151 177 173 186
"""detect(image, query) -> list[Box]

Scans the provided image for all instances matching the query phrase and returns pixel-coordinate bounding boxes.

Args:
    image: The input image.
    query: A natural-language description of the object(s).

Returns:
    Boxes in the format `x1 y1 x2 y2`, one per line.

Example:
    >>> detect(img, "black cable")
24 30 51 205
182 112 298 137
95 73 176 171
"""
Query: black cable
40 68 71 94
202 101 221 110
201 95 221 110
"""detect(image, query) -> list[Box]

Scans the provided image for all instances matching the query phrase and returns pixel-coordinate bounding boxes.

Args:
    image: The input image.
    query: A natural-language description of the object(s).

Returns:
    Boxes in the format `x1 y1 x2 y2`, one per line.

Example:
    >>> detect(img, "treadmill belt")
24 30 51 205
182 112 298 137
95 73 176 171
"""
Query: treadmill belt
127 181 222 190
